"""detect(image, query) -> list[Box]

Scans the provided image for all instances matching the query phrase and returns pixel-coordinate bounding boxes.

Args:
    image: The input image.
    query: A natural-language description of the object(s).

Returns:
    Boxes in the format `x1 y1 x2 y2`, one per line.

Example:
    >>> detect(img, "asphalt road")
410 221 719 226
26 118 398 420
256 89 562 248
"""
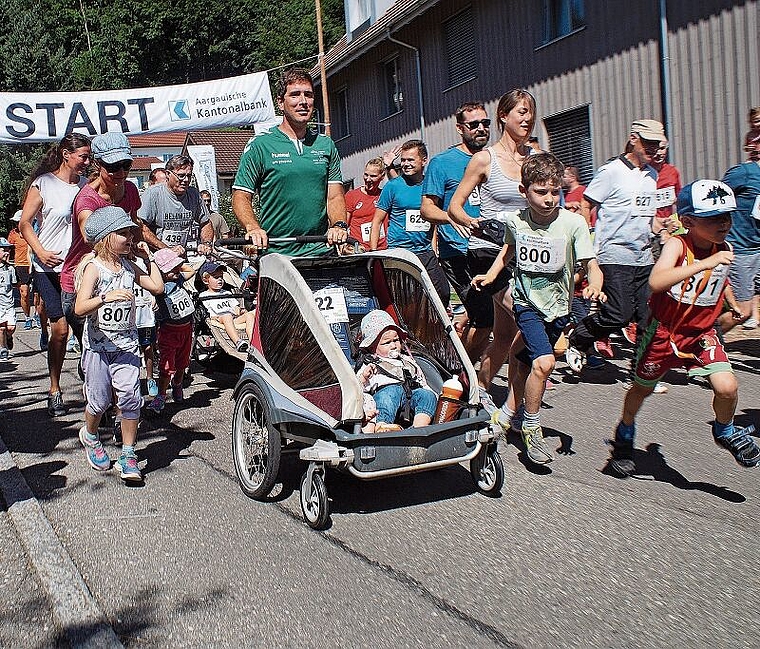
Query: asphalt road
1 323 758 648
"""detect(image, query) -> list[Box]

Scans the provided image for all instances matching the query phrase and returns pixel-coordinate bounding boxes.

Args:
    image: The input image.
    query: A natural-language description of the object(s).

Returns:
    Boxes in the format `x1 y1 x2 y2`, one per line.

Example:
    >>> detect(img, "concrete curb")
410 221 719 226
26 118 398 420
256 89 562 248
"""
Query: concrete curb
0 434 123 649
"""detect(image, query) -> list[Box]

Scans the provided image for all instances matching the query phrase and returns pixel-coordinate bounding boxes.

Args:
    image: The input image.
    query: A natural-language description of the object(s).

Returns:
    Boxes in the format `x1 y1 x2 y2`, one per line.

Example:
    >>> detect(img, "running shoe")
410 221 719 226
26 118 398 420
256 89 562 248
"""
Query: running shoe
32 314 40 329
146 378 159 397
146 394 165 414
608 437 636 478
116 453 142 482
713 424 760 467
6 332 13 351
741 318 758 330
47 391 66 416
235 339 249 353
652 383 669 394
23 318 32 331
521 424 554 464
78 426 111 472
491 407 523 436
622 323 637 345
0 348 8 361
594 338 614 359
66 335 80 353
171 382 184 403
477 386 497 415
39 330 49 351
564 344 586 373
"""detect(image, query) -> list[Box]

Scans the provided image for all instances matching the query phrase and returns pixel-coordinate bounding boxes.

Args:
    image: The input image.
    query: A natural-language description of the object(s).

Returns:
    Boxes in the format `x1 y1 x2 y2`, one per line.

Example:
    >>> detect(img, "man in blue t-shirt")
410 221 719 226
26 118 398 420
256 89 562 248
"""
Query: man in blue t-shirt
371 139 450 305
421 101 491 359
721 132 760 332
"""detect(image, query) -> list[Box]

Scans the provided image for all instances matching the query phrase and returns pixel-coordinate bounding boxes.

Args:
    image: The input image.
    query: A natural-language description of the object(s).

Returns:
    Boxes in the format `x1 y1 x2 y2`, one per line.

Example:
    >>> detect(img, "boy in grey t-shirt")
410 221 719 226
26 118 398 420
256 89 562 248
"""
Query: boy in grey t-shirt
0 238 18 359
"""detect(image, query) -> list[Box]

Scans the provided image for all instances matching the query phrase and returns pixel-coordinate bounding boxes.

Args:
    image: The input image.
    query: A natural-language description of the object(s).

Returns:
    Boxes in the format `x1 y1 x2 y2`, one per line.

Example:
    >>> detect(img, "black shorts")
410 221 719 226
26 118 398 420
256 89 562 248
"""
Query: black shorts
465 248 512 329
15 266 30 285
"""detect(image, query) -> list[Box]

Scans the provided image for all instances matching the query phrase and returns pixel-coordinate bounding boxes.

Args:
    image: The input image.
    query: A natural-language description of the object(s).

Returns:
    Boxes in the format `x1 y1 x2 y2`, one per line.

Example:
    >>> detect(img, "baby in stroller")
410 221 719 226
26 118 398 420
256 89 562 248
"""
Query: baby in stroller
356 310 437 432
198 260 255 353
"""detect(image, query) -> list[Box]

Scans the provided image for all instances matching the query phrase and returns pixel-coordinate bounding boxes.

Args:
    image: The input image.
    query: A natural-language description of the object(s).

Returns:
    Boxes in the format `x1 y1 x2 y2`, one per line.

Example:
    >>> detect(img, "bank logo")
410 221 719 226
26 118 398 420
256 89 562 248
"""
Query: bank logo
169 100 190 121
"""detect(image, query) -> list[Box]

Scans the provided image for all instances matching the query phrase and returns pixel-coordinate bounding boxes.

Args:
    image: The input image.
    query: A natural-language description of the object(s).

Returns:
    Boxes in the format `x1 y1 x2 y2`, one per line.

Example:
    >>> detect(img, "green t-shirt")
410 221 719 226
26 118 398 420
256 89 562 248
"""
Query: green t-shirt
233 127 343 257
502 207 595 321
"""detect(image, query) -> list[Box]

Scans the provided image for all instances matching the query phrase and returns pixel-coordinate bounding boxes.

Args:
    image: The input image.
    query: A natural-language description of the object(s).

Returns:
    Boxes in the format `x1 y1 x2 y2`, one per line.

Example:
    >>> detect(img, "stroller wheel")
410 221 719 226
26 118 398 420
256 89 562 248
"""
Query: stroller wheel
470 445 504 496
300 470 330 530
232 383 282 499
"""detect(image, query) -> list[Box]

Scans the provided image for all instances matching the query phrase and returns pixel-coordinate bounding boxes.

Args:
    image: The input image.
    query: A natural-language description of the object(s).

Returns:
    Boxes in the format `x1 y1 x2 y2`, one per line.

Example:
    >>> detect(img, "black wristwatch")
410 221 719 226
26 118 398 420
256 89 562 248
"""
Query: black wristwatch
332 220 349 230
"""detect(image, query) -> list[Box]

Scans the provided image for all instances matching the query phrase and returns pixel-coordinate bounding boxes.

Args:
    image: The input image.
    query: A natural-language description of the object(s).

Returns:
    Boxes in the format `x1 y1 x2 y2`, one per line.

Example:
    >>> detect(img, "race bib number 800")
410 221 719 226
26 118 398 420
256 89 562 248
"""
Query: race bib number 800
515 233 566 273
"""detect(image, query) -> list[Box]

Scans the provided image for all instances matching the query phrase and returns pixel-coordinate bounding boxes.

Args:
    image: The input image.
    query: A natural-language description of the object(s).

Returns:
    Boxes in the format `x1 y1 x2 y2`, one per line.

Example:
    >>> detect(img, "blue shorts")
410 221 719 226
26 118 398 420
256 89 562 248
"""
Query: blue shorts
32 271 64 320
729 252 760 302
513 303 569 365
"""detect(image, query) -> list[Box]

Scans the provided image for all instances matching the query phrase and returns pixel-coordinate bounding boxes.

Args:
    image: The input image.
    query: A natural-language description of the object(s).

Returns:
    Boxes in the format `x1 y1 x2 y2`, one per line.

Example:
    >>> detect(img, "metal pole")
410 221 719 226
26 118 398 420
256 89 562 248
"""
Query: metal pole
659 0 673 162
315 0 331 136
386 30 425 142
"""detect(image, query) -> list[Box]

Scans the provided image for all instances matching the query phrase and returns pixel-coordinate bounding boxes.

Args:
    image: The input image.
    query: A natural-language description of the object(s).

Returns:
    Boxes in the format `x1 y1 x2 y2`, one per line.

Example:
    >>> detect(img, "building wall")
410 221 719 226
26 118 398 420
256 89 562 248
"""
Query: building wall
328 0 758 186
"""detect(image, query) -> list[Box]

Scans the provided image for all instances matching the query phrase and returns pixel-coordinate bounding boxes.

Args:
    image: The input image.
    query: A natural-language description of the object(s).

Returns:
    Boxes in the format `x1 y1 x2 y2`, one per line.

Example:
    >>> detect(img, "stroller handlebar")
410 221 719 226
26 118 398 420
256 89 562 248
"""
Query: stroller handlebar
215 236 359 247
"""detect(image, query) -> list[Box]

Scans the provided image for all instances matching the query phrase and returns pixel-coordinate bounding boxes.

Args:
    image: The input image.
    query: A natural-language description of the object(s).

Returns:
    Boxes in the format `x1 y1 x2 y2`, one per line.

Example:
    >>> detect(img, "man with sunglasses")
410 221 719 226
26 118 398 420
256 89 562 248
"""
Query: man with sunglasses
139 154 213 256
420 102 493 359
566 119 666 374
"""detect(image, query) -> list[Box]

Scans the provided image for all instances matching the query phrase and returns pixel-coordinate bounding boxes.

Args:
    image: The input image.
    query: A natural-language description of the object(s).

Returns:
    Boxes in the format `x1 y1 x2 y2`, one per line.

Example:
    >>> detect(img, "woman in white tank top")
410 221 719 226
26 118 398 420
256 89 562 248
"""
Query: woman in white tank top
448 89 537 404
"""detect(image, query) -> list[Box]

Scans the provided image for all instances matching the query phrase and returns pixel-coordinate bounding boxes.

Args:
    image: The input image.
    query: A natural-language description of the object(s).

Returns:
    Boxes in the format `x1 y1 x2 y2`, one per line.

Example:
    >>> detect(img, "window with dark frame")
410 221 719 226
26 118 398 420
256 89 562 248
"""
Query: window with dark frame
383 57 403 116
331 87 350 140
444 8 477 88
542 0 585 43
544 105 593 185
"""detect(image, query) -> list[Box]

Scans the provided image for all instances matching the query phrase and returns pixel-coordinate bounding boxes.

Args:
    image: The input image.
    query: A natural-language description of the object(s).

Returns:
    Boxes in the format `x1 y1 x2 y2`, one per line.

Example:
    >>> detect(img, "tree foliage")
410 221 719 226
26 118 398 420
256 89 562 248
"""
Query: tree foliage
0 0 345 230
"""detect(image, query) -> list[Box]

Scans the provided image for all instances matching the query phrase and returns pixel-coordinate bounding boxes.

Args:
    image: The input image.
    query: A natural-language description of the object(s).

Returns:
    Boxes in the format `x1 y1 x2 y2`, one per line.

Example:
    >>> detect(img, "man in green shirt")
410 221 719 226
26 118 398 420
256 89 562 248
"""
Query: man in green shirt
232 68 348 256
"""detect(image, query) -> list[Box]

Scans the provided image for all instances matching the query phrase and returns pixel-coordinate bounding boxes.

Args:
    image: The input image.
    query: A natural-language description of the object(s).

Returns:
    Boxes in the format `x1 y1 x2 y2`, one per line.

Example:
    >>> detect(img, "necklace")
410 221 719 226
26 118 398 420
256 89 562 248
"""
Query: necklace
498 139 525 166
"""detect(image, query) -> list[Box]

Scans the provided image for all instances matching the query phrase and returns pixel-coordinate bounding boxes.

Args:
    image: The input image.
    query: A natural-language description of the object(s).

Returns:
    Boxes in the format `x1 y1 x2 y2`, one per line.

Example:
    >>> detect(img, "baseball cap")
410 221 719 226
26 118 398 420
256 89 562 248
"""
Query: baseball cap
358 309 407 350
201 260 226 275
630 119 666 141
154 248 185 273
676 180 736 218
0 237 12 248
11 210 21 222
84 205 138 243
91 132 133 164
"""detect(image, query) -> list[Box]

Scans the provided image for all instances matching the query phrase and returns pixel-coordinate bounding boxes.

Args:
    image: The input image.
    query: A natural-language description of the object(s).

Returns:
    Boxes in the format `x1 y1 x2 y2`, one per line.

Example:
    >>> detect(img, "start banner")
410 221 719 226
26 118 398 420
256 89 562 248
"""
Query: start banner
0 72 275 144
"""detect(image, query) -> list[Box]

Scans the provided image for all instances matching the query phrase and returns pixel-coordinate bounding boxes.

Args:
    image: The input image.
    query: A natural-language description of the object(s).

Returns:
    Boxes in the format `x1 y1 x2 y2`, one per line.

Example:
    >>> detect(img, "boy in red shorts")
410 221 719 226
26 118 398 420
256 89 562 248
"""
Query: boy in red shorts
610 180 759 477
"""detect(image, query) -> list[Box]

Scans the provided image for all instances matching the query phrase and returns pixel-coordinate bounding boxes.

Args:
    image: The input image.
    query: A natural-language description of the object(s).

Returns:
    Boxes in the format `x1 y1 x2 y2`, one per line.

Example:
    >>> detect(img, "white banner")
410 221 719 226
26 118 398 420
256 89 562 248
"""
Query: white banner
187 145 219 211
0 72 275 144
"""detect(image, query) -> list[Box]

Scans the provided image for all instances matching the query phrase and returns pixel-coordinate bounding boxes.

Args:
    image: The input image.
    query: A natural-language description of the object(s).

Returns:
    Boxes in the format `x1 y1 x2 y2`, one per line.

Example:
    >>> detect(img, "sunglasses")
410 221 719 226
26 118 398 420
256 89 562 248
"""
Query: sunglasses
101 160 132 173
461 119 491 130
170 170 192 182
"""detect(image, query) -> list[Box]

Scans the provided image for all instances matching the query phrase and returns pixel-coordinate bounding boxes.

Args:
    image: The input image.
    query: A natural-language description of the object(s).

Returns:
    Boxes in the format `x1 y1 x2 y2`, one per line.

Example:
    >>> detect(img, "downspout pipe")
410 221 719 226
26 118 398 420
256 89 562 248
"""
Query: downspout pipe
658 0 674 162
386 29 425 141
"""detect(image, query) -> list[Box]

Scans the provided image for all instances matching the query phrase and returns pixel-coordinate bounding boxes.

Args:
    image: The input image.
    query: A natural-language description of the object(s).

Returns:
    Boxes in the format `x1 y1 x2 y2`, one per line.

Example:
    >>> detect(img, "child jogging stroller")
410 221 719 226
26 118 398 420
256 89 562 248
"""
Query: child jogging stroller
226 240 502 529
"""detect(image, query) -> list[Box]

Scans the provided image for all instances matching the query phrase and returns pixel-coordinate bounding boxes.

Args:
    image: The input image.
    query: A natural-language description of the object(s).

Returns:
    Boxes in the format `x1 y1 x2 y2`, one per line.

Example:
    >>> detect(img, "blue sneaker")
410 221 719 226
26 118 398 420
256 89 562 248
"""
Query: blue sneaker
79 426 111 472
116 453 142 482
146 378 159 397
0 348 8 361
714 424 760 468
23 318 32 331
32 314 40 329
146 394 165 414
39 331 49 351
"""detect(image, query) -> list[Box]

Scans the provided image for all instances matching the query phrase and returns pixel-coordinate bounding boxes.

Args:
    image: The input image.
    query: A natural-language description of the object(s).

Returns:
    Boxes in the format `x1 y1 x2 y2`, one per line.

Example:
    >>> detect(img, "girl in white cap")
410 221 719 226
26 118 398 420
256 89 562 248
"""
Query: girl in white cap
355 309 437 431
74 206 164 482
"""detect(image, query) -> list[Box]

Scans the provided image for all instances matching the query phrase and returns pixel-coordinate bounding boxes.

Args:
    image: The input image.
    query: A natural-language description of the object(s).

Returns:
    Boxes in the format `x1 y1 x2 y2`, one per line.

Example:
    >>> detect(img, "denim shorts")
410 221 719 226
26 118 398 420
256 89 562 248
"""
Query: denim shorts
513 303 569 365
33 271 64 320
729 252 760 302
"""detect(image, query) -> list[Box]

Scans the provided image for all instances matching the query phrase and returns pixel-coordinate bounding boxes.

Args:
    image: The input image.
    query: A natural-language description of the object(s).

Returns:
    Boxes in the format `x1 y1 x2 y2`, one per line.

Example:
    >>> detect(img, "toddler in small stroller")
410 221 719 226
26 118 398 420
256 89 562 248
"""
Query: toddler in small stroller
198 260 255 353
355 310 437 432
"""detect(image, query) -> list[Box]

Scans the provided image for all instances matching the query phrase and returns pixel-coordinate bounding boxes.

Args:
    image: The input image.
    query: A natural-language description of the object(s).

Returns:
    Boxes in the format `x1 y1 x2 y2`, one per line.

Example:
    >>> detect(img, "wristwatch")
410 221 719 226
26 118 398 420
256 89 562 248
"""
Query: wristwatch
332 221 349 230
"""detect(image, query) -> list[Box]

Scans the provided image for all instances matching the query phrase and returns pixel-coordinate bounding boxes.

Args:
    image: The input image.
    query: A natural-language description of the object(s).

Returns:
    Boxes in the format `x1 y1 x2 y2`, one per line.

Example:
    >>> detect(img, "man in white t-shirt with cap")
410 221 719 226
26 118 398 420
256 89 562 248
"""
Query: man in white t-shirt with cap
567 119 667 375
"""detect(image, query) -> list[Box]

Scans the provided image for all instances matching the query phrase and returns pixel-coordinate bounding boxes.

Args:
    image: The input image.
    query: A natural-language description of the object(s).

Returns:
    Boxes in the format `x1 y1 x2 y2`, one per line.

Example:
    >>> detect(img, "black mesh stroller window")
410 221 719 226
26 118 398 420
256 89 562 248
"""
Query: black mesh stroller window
257 278 339 391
